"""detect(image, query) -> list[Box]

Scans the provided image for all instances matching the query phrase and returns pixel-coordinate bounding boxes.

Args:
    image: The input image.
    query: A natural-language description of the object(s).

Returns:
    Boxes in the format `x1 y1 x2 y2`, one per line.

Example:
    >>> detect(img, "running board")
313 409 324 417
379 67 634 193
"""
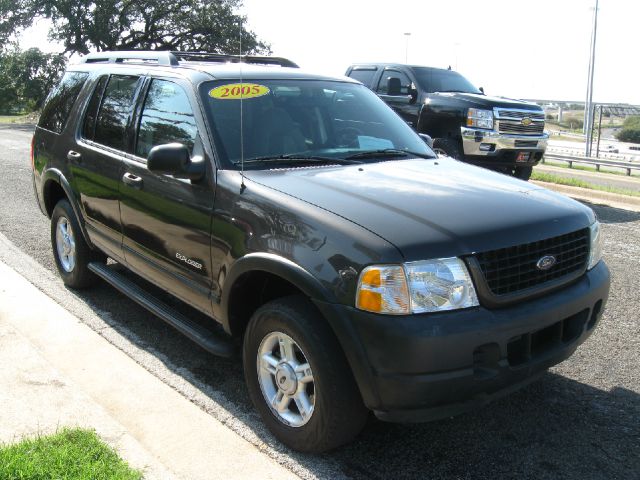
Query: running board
88 262 234 357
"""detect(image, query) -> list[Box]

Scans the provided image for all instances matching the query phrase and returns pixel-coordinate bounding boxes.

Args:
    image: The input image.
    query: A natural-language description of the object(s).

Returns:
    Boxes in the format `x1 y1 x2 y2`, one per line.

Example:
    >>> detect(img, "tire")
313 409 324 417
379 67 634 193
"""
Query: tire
432 137 463 160
51 199 104 288
514 166 533 181
243 296 368 452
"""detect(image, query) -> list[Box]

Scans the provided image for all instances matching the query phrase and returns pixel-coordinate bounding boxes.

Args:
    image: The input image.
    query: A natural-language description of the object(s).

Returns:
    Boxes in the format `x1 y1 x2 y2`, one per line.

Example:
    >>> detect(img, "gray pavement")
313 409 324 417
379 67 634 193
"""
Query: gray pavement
0 260 298 480
1 125 639 479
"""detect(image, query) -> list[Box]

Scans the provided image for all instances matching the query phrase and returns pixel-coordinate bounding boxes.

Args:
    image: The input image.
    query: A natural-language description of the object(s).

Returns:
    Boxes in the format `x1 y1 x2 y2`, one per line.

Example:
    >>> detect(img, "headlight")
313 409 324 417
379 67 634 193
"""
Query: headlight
356 258 479 315
467 108 494 129
588 221 603 270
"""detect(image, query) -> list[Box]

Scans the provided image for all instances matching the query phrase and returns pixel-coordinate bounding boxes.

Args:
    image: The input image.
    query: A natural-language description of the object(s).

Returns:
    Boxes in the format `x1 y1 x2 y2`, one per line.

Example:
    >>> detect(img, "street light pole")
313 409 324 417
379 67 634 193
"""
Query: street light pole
404 33 411 63
585 0 599 157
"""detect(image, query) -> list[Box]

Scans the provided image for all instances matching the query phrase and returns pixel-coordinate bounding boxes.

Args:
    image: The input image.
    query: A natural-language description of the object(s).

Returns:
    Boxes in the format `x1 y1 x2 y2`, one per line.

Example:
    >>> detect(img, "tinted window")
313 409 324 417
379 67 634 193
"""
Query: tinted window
94 75 140 151
200 80 433 168
349 68 377 87
82 75 108 140
412 68 481 94
135 80 198 159
38 72 88 133
376 70 412 95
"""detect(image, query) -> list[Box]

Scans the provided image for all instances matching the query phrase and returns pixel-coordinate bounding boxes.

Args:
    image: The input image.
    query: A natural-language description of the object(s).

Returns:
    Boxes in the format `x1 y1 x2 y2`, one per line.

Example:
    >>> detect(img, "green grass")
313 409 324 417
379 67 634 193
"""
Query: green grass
0 428 143 480
531 171 640 198
0 113 38 124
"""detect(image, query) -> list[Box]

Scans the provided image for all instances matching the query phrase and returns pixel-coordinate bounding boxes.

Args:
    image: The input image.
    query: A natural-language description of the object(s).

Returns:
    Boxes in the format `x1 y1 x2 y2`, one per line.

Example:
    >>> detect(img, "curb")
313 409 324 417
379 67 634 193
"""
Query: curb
531 181 640 212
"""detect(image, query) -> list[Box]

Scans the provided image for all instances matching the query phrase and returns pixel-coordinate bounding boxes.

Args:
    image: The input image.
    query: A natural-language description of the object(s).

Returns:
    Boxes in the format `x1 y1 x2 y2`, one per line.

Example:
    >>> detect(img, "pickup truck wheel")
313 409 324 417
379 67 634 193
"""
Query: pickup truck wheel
514 166 533 181
243 296 368 452
432 137 463 159
51 199 102 288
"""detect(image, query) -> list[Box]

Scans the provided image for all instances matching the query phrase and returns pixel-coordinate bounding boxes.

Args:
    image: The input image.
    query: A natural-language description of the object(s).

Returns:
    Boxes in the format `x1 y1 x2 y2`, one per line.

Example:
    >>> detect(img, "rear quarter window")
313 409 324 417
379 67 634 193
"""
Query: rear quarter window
348 68 377 88
38 72 89 134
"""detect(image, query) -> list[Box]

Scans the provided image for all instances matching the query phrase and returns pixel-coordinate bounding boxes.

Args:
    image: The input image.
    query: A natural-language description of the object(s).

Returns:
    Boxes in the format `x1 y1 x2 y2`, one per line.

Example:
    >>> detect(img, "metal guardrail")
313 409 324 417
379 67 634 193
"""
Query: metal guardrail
542 152 640 176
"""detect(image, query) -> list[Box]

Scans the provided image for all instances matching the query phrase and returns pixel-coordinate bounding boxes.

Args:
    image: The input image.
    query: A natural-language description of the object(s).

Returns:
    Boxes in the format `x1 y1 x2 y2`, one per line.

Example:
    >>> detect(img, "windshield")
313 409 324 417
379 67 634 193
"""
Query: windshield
412 68 481 94
199 79 434 169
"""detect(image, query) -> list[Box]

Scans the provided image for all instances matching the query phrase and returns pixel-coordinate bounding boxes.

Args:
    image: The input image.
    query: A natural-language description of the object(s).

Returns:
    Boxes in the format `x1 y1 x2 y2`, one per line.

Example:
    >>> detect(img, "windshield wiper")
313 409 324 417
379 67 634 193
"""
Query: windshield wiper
237 154 362 166
344 149 435 160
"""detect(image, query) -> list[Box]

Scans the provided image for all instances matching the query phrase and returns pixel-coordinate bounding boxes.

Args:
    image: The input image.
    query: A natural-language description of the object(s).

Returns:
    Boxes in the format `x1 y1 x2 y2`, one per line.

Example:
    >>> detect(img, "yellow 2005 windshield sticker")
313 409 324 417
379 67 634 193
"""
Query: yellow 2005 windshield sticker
209 83 270 100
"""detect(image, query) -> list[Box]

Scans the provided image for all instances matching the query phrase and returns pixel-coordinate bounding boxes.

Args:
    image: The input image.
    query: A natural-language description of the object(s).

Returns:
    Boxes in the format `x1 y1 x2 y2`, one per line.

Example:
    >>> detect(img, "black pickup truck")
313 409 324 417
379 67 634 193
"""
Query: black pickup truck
32 51 608 453
345 63 549 180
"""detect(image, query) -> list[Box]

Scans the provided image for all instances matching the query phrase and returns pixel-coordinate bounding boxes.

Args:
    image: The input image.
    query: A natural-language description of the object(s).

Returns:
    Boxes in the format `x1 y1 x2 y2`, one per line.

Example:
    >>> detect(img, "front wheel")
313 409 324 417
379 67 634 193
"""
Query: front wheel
432 137 463 160
514 166 533 181
243 296 368 452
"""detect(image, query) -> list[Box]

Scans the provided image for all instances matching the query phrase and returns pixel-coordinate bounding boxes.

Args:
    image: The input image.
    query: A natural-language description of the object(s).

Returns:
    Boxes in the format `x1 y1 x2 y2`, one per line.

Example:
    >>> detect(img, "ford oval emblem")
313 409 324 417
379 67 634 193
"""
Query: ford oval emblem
521 117 533 126
536 255 556 271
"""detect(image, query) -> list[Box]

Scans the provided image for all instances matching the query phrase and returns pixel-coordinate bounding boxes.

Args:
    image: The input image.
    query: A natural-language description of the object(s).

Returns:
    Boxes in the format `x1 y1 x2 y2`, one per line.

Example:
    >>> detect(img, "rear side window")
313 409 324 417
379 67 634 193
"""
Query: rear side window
94 75 140 151
348 68 377 87
135 79 198 159
82 75 109 140
38 72 88 134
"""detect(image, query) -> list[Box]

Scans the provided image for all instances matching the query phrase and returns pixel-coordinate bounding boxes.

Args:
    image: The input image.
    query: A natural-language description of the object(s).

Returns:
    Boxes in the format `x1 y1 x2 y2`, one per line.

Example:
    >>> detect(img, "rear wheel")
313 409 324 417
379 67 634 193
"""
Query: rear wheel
432 137 463 160
51 199 104 288
243 296 368 452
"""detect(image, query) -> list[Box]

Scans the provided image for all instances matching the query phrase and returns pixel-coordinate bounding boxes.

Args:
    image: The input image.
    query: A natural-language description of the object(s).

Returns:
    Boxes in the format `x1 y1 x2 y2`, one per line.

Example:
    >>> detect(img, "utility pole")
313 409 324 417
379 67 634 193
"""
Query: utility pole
404 33 411 63
584 0 599 157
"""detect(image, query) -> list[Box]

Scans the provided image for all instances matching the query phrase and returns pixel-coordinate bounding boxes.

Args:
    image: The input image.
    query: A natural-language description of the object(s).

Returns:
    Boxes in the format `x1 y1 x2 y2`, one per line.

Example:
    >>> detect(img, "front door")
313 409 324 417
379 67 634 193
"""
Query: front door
375 69 421 129
119 77 215 314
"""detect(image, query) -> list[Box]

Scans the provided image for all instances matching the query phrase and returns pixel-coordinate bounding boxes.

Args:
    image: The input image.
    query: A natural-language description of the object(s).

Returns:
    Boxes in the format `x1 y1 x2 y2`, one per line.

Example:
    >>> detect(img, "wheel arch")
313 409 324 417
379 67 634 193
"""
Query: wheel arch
42 169 94 248
221 253 337 337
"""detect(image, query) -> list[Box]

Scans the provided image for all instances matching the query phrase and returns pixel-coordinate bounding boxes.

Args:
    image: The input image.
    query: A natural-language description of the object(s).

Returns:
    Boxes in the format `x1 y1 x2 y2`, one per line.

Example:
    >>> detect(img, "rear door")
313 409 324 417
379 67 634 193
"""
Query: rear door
74 74 143 260
119 76 216 314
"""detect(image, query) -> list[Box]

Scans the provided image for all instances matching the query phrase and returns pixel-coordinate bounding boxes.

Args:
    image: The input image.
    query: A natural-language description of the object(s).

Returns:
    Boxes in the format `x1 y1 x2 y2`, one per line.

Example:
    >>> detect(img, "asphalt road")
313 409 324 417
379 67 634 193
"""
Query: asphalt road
1 125 639 479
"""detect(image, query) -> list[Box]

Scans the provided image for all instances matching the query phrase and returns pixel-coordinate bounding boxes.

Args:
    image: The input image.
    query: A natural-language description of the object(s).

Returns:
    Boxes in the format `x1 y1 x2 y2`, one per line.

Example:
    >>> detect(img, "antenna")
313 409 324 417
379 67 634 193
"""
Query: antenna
239 17 246 191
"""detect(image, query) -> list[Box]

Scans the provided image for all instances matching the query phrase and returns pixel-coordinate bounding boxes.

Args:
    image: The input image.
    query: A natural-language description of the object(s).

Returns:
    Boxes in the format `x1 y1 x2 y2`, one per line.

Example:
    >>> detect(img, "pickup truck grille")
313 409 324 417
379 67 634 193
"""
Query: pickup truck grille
495 108 545 136
474 228 589 297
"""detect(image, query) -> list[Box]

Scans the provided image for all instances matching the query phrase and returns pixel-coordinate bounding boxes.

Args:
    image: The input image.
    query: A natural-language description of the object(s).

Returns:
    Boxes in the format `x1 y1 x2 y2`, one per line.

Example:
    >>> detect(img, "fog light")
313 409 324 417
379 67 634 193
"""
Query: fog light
479 143 494 152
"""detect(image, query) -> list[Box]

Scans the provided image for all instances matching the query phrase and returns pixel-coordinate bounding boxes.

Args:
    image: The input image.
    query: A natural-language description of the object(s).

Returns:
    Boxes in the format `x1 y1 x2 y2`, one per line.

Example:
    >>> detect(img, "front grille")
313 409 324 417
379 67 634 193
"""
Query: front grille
497 121 545 135
475 229 589 297
495 109 545 136
496 110 545 121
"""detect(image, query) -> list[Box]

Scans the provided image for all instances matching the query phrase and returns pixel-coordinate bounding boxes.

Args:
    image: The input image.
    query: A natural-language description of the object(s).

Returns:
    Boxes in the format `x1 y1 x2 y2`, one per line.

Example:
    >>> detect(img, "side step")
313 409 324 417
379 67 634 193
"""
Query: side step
88 262 234 357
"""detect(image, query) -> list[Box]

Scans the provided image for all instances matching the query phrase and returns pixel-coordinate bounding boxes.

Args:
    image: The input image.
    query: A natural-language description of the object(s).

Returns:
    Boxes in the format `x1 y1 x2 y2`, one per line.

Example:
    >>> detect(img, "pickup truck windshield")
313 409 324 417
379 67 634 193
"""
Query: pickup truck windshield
199 80 434 169
412 68 482 95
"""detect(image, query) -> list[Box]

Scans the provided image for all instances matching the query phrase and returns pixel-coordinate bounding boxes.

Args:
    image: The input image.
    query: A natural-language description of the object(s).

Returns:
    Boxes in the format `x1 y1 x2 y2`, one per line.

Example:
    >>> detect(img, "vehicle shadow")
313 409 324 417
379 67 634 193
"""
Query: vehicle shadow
69 279 639 480
585 201 640 224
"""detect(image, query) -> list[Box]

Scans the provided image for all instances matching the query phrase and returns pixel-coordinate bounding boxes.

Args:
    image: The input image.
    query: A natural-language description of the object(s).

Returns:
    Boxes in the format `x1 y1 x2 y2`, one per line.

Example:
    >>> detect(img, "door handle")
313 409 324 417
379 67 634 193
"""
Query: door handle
122 172 143 188
67 150 82 162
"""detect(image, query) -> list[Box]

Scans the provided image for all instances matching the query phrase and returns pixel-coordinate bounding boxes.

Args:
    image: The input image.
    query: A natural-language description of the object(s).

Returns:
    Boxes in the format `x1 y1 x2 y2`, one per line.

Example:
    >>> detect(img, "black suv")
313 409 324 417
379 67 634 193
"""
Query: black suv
345 63 549 180
32 51 609 452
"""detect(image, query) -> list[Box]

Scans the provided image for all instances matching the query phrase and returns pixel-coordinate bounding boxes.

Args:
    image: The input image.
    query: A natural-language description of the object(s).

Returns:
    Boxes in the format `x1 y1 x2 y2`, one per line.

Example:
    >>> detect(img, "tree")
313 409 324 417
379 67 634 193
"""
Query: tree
0 47 66 113
616 116 640 144
1 0 269 55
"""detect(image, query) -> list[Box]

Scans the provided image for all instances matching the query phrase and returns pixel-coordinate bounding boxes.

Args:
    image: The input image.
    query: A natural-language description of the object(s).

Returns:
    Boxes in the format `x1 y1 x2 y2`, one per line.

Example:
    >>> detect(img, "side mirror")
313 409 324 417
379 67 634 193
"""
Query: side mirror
387 77 402 96
409 84 418 104
479 86 485 94
418 133 434 148
147 143 204 180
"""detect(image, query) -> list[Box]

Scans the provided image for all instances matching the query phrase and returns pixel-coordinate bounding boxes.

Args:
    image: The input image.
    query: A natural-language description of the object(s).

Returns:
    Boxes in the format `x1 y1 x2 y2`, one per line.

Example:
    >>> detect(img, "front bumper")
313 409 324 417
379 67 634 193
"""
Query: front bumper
314 261 610 422
461 126 549 166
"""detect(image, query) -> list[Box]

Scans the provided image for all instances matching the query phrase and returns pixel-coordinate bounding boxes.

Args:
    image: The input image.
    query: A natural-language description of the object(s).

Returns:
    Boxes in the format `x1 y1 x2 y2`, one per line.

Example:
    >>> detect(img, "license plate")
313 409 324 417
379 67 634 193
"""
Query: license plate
516 152 531 162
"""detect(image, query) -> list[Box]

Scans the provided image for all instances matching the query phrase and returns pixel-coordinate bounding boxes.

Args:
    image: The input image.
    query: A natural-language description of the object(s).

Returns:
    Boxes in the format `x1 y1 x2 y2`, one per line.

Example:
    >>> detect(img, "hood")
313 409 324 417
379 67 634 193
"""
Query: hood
245 159 594 261
430 92 542 111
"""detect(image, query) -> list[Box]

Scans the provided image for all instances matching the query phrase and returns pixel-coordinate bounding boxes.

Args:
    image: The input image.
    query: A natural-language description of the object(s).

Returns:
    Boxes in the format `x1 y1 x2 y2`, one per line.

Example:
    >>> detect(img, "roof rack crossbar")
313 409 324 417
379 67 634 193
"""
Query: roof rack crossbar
170 52 299 68
79 51 180 66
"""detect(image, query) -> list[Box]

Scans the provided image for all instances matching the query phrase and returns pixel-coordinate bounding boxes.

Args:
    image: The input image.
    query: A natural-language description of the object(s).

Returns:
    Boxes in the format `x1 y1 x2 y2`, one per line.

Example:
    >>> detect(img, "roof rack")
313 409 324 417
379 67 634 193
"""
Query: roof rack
171 52 299 68
78 51 299 68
